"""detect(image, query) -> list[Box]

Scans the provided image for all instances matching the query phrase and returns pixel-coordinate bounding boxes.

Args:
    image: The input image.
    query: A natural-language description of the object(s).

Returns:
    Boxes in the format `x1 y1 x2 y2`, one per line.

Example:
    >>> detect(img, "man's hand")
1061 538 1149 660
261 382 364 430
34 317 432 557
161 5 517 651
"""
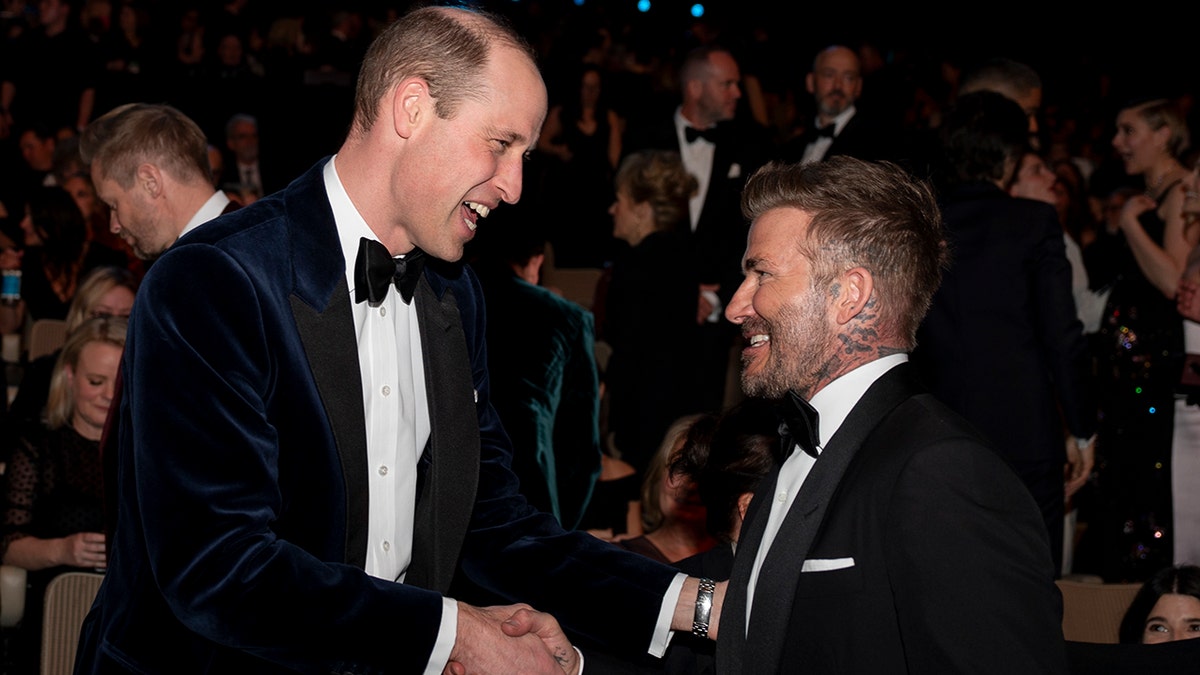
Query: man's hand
445 603 569 675
500 606 581 675
1064 436 1095 500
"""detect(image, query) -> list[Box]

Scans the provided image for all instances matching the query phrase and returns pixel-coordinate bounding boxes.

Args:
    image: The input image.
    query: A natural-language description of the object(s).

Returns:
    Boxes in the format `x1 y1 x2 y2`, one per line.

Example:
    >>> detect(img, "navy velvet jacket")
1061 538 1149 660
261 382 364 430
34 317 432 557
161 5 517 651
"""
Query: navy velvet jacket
74 159 678 674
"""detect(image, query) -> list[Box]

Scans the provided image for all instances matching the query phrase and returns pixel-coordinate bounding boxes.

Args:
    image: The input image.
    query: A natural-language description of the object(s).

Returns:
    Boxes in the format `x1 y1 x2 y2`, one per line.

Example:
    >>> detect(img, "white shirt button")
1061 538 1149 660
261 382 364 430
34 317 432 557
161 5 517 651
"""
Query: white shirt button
382 541 390 552
379 306 387 317
381 385 391 397
379 465 388 476
777 490 788 503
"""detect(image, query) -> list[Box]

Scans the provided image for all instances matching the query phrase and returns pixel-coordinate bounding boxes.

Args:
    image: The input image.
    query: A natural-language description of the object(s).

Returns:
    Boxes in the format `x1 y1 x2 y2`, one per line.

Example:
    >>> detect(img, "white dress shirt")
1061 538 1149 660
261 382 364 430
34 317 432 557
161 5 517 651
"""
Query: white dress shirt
180 190 231 240
676 107 714 234
800 105 857 164
744 353 907 631
323 158 455 673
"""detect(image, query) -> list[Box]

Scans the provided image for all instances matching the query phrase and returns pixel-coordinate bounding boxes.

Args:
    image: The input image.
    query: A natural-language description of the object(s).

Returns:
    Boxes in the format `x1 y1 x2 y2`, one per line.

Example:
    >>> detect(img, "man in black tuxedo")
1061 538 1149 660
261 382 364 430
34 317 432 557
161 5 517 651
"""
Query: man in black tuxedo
75 7 721 673
624 44 770 412
911 90 1097 575
715 157 1067 673
777 44 898 165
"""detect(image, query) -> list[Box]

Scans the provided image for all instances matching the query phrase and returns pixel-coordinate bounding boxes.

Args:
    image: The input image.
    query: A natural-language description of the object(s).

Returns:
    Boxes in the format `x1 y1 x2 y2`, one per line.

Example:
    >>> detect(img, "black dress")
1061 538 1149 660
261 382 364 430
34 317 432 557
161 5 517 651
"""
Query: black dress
1078 184 1184 582
0 425 104 673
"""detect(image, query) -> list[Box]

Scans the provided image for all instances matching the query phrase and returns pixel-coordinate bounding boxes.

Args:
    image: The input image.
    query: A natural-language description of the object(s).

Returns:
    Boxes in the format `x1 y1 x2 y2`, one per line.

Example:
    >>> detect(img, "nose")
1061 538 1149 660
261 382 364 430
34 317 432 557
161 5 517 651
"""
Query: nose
495 156 524 205
724 275 754 325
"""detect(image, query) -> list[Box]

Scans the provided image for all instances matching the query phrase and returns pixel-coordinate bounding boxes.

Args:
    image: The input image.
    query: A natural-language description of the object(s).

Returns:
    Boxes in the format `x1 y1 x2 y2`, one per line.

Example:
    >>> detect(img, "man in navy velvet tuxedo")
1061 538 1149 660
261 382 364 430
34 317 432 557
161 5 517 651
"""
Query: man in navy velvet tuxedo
74 6 722 674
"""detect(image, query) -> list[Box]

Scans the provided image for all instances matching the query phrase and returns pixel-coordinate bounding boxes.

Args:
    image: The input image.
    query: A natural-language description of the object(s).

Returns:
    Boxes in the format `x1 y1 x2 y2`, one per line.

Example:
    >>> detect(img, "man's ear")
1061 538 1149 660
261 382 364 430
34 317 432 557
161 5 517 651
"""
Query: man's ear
136 163 162 198
832 266 874 325
805 72 816 95
392 79 428 139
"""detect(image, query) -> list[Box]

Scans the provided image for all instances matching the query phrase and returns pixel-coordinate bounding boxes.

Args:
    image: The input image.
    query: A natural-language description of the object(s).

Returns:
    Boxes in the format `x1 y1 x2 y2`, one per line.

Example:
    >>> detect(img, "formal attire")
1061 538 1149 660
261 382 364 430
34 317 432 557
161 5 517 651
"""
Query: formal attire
912 184 1097 573
776 105 899 165
1 425 104 673
1078 187 1184 582
474 264 602 530
715 359 1066 673
1174 319 1200 566
603 229 704 475
77 157 682 674
623 109 770 412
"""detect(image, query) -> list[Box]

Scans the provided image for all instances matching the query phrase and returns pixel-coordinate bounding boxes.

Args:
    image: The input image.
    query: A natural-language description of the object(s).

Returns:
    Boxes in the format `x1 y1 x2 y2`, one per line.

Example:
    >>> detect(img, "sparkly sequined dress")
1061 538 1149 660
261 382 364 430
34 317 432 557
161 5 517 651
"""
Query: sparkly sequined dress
1083 185 1184 582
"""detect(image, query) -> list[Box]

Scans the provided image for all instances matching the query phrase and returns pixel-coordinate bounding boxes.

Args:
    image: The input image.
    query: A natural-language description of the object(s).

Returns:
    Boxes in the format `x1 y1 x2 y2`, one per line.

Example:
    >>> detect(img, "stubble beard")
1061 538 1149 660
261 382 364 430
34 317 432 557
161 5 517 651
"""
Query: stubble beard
740 288 835 400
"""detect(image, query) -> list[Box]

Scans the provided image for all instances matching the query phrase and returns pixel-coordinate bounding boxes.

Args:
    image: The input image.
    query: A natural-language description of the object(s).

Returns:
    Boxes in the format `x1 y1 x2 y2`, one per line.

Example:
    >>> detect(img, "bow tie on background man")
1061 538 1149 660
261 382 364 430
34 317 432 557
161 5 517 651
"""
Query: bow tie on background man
354 237 427 305
776 389 821 461
685 125 721 144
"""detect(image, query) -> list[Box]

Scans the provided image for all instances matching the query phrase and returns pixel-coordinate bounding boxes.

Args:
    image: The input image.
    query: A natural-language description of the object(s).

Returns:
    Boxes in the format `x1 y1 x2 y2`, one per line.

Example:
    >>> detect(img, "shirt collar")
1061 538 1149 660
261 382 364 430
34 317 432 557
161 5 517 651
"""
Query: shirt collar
181 190 231 239
808 353 906 448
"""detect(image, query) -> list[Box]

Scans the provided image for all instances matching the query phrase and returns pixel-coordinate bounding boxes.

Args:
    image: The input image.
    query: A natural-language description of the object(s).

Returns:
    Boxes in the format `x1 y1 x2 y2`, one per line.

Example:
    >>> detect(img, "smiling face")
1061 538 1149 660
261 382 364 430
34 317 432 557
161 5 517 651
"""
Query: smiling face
68 341 122 440
1141 593 1200 644
393 45 546 262
725 207 840 399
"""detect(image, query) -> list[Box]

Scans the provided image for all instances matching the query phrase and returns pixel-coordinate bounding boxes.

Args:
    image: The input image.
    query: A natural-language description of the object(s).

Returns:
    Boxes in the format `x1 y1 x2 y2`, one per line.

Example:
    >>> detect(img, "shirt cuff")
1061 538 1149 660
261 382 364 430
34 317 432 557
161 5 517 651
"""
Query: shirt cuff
648 573 688 657
422 596 458 675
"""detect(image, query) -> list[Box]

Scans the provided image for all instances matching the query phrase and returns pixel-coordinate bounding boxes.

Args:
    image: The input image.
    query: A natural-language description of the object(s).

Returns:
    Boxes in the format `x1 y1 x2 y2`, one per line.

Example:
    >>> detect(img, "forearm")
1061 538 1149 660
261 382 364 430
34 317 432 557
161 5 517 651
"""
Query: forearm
2 535 65 571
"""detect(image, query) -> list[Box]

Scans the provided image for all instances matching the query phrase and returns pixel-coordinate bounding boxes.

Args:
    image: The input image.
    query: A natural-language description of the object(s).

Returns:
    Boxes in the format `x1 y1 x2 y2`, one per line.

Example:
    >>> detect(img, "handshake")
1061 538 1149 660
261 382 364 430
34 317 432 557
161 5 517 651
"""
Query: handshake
445 577 725 675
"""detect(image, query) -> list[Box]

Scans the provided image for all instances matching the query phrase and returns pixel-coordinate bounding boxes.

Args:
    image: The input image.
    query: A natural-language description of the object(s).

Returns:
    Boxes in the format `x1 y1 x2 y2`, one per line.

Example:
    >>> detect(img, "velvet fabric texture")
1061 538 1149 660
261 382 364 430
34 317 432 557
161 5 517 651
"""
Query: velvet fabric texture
75 158 680 674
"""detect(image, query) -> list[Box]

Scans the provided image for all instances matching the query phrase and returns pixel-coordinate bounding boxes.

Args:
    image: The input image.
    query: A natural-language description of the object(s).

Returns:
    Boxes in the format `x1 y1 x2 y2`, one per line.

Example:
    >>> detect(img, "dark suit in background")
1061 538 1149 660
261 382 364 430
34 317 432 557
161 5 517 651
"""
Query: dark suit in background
911 91 1097 573
472 226 603 531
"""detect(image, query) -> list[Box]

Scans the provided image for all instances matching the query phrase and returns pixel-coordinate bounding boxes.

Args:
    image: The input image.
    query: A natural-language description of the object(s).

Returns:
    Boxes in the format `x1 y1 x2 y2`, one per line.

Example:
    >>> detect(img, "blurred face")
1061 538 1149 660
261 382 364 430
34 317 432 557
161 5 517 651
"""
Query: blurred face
1184 166 1200 226
68 341 122 440
1008 153 1057 206
19 208 42 246
807 47 862 120
725 208 838 399
1141 593 1200 644
394 46 546 262
90 285 135 320
226 119 259 164
217 33 244 67
580 70 601 108
695 51 741 125
91 160 172 260
609 187 648 246
1112 108 1167 177
62 174 98 219
18 130 55 172
660 440 707 526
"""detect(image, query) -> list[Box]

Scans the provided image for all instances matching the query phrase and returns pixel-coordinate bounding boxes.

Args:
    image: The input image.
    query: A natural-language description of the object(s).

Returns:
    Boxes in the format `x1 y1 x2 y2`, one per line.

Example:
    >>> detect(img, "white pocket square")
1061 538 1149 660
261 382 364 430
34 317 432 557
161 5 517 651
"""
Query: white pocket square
801 557 854 572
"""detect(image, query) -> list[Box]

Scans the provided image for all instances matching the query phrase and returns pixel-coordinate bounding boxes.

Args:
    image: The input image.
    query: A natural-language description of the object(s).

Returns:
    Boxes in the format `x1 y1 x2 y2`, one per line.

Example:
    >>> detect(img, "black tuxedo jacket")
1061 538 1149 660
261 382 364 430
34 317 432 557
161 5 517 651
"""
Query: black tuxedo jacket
776 109 899 166
625 115 770 304
912 184 1096 464
716 363 1068 674
76 159 679 674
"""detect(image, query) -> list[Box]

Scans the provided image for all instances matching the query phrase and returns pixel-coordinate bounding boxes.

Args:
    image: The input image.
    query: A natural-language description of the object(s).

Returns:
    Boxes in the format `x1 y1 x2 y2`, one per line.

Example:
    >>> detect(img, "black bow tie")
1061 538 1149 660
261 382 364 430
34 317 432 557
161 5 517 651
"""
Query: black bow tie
685 125 719 144
814 123 836 138
776 389 821 461
354 237 426 305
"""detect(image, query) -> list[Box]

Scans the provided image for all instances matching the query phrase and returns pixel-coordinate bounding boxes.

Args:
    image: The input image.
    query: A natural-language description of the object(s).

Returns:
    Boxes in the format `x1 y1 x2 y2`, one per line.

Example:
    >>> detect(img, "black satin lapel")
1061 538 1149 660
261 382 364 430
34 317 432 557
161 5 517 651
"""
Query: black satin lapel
742 363 923 672
406 278 480 593
289 279 370 569
715 464 781 674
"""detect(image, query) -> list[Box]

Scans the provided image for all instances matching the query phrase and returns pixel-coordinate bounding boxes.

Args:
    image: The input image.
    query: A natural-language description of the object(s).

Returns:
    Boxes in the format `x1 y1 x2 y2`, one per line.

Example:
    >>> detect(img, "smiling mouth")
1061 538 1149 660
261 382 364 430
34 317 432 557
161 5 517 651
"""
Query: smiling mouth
463 201 490 231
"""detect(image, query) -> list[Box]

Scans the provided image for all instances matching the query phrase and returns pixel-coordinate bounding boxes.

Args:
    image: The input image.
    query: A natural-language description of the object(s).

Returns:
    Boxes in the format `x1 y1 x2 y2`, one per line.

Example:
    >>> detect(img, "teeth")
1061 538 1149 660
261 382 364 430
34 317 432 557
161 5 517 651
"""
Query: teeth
465 202 490 218
749 334 769 346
